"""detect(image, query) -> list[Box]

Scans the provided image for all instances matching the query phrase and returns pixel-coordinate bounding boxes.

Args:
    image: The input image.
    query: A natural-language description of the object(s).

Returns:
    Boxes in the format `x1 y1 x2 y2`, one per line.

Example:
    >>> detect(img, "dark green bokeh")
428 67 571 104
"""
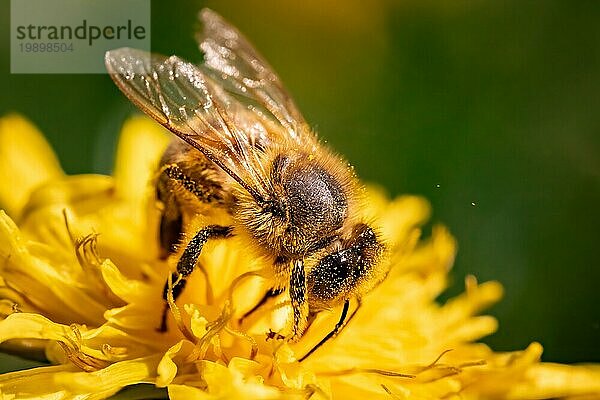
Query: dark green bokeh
0 0 598 373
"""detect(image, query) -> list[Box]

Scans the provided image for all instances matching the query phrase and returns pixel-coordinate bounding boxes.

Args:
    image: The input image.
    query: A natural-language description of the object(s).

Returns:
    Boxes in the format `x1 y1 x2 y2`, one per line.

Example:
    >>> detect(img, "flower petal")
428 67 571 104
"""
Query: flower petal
53 356 161 399
112 115 170 202
198 360 281 399
0 211 109 325
0 363 79 399
0 114 64 218
156 340 195 387
507 362 600 398
0 313 71 343
0 357 157 400
168 384 212 400
100 260 157 305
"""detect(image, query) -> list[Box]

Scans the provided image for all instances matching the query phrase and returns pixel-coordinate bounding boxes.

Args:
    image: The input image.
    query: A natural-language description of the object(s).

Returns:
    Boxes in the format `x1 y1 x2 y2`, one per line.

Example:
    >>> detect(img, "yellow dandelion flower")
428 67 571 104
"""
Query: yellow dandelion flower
0 113 599 400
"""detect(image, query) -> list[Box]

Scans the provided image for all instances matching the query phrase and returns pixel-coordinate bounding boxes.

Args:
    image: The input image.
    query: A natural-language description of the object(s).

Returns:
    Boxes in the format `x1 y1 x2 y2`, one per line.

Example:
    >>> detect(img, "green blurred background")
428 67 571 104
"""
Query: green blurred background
0 0 598 372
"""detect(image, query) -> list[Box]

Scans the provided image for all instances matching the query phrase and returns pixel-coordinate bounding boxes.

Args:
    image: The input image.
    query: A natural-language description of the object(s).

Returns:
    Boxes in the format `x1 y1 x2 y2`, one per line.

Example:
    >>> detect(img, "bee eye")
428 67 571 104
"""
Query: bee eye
263 200 285 218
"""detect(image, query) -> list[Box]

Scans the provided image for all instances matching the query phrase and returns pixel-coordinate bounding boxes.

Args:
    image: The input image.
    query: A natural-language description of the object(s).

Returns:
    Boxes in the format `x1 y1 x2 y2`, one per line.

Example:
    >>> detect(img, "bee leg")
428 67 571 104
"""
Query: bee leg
289 259 309 340
158 224 233 332
298 299 361 362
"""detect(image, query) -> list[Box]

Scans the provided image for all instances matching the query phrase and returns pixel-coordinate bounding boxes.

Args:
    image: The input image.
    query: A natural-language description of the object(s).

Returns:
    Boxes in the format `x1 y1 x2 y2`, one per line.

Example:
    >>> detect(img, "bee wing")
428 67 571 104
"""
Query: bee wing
105 47 275 200
196 9 314 147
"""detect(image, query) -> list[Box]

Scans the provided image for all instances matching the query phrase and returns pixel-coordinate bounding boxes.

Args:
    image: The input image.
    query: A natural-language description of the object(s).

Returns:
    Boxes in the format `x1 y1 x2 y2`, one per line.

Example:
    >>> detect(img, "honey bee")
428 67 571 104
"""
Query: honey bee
105 9 388 358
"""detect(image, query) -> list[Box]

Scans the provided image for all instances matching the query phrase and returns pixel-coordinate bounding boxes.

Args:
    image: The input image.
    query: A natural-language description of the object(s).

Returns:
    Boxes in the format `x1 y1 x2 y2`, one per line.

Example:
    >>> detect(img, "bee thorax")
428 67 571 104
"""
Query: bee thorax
284 163 348 236
236 159 349 257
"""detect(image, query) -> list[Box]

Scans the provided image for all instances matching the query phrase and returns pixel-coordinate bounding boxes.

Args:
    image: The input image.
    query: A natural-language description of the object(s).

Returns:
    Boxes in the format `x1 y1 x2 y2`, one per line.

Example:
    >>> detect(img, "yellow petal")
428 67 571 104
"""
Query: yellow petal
380 195 431 248
198 361 233 397
0 114 64 218
156 340 195 387
20 174 114 226
329 374 399 400
0 363 79 399
100 260 155 305
440 279 504 341
507 362 600 399
112 115 170 202
54 355 161 399
198 360 281 399
168 384 212 400
0 313 71 343
0 212 109 325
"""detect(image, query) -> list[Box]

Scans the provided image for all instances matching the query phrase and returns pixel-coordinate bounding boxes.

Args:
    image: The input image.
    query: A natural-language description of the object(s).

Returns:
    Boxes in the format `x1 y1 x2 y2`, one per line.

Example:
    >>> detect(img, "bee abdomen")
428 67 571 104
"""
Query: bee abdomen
162 164 224 204
158 202 183 257
156 139 234 256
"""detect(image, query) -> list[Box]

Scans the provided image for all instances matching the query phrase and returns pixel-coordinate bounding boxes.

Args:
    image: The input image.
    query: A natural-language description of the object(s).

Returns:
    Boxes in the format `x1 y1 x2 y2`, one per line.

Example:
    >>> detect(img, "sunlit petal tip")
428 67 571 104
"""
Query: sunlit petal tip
0 114 64 218
463 278 504 310
363 186 432 243
521 341 544 364
510 362 600 398
431 225 458 268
